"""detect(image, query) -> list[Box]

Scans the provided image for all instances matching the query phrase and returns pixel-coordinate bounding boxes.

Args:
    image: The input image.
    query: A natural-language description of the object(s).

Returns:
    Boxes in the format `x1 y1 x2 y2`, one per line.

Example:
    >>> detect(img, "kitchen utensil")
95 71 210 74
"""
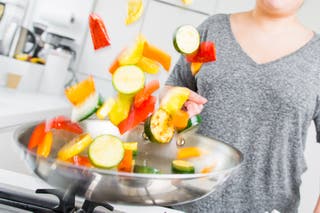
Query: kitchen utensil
14 120 243 206
8 25 36 57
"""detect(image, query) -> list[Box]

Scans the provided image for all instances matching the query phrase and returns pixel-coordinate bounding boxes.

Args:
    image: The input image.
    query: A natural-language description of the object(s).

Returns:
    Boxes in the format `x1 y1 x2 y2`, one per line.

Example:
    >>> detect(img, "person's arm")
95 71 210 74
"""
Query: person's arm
314 196 320 213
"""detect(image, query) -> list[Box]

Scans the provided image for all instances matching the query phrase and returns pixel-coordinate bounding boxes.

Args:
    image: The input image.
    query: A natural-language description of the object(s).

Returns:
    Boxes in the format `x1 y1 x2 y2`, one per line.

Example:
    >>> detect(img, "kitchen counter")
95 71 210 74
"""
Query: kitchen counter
0 87 71 129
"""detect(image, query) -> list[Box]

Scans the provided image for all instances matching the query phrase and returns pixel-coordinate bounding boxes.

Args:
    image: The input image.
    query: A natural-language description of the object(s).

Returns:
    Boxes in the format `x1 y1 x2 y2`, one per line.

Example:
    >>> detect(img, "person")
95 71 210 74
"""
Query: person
164 0 320 212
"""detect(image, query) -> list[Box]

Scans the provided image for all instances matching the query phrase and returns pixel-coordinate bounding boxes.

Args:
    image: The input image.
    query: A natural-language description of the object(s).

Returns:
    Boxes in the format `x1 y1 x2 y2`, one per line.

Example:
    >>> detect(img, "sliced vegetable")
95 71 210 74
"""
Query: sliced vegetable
123 142 138 156
191 62 203 76
172 160 195 174
89 13 111 50
144 109 175 144
126 0 144 25
112 65 145 95
179 115 202 133
134 80 160 108
118 34 145 65
108 94 133 126
136 56 160 74
70 155 92 168
45 116 83 134
133 165 160 174
96 98 116 120
182 0 193 5
118 150 133 172
71 92 103 122
201 163 216 174
186 41 216 63
65 76 96 107
160 87 190 115
172 110 189 131
57 133 93 161
28 122 46 150
177 147 202 159
143 42 171 71
88 135 124 169
36 131 53 158
173 25 200 54
118 95 156 134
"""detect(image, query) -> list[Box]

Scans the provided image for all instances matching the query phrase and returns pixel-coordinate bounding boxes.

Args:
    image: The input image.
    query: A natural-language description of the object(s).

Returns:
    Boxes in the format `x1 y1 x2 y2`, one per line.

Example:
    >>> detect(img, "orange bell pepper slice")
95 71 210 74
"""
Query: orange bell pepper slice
143 42 171 71
37 131 53 158
172 110 189 131
177 147 202 159
118 150 133 172
28 122 46 150
65 76 96 106
190 62 203 76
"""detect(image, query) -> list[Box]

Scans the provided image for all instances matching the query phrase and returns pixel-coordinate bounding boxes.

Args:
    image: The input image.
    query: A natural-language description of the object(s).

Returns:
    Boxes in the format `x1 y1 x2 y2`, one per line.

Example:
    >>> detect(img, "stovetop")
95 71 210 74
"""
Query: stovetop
0 169 182 213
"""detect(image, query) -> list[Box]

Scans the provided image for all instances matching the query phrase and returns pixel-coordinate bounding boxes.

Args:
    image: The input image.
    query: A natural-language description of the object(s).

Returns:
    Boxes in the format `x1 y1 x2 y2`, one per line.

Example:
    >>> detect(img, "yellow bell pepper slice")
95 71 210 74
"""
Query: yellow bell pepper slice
37 131 53 158
96 98 116 120
160 87 190 115
126 0 144 25
57 133 93 161
136 56 160 74
108 94 133 126
118 34 145 66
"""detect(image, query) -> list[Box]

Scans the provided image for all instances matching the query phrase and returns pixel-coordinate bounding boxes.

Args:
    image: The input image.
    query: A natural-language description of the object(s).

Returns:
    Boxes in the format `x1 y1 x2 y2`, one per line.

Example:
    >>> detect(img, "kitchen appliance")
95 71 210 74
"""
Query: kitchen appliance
14 120 243 206
0 0 28 55
8 25 36 57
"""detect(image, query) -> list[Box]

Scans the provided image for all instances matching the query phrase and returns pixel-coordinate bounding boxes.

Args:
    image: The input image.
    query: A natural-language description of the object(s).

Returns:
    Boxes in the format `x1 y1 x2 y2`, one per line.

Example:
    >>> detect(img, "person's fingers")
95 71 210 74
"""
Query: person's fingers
185 101 204 117
188 90 208 105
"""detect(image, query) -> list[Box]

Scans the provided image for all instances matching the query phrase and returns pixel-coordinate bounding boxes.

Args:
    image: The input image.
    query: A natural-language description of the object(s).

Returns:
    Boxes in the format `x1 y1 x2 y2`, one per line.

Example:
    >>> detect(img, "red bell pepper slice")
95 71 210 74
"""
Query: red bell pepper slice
46 116 83 134
37 131 53 158
186 42 216 63
118 96 156 134
89 13 111 50
118 150 133 172
28 122 46 150
134 80 160 108
70 155 92 167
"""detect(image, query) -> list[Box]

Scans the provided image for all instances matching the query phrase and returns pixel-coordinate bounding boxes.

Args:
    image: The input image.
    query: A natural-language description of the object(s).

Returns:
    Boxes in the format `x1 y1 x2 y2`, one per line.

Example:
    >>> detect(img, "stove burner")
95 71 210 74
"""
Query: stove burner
0 187 114 213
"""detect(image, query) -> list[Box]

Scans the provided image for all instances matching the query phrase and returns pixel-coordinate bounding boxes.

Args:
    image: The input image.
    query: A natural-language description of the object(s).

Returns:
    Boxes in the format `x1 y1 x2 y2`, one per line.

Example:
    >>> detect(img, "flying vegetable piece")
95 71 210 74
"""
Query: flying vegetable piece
118 34 145 66
136 56 160 74
143 41 171 71
108 94 133 126
126 0 144 25
118 95 156 135
186 42 216 63
134 80 160 108
28 122 46 150
89 13 111 50
45 116 83 134
37 131 53 158
190 62 203 76
118 150 134 172
160 87 190 115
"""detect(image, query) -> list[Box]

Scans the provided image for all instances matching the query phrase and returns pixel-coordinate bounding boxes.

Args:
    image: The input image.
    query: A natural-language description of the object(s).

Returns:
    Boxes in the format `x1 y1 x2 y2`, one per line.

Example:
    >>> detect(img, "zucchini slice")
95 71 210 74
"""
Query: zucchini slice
89 135 124 169
112 65 145 95
172 160 195 174
133 165 160 174
71 93 103 122
144 109 175 144
173 25 200 54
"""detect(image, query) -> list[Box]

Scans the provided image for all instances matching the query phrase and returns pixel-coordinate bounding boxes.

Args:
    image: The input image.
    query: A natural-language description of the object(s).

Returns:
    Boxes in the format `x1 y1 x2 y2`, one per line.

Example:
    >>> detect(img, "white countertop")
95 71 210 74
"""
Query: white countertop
0 87 71 129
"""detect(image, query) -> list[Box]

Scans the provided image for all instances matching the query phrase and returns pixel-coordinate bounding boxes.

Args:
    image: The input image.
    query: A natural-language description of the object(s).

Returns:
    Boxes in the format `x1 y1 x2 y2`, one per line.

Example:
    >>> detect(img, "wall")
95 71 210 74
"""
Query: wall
76 0 320 212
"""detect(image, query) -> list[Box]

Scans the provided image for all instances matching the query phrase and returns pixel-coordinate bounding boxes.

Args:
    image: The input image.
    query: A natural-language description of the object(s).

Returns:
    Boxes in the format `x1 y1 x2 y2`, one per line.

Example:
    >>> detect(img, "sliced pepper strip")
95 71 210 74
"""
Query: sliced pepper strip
37 131 53 158
134 80 160 108
172 110 189 131
45 116 83 134
136 56 160 74
186 42 216 63
65 76 96 107
70 155 92 168
177 147 202 159
118 150 133 172
190 62 203 76
118 34 145 66
143 42 171 71
28 122 46 150
108 94 133 126
89 13 111 50
126 0 144 25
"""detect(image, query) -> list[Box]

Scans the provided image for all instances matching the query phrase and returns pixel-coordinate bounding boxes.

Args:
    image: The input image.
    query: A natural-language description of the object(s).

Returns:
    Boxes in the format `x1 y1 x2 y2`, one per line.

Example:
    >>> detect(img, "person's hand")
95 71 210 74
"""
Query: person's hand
314 196 320 213
184 90 207 117
160 86 207 117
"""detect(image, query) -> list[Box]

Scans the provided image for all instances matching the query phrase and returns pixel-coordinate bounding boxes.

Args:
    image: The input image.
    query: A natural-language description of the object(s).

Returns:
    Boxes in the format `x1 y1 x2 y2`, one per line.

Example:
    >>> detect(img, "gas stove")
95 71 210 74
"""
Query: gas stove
0 169 182 213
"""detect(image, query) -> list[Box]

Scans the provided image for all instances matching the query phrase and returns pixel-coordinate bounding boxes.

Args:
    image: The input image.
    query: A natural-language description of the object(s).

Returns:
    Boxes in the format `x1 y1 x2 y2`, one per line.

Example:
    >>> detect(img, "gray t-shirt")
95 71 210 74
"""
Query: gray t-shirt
166 14 320 213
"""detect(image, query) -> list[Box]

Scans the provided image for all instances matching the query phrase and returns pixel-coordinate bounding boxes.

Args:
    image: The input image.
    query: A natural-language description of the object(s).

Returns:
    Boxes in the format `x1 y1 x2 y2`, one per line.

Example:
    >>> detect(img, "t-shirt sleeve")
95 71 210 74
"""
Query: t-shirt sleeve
165 56 197 91
314 95 320 143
